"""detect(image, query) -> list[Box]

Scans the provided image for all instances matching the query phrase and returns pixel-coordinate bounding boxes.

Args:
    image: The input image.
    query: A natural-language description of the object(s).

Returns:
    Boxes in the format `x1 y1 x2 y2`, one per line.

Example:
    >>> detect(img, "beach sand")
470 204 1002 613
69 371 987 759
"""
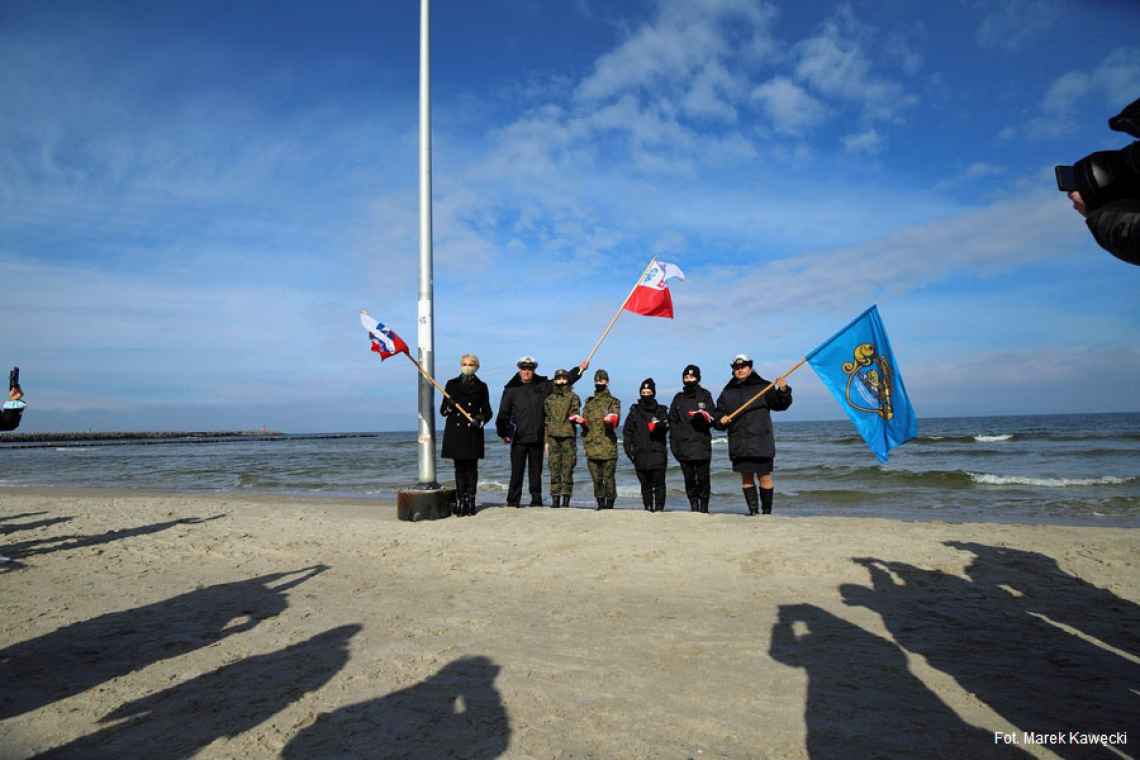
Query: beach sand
1 488 1137 759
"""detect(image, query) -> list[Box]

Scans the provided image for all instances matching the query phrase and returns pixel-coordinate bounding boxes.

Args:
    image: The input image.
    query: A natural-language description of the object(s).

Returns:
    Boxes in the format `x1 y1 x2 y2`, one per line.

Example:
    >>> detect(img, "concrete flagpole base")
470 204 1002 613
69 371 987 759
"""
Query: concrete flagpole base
396 483 456 521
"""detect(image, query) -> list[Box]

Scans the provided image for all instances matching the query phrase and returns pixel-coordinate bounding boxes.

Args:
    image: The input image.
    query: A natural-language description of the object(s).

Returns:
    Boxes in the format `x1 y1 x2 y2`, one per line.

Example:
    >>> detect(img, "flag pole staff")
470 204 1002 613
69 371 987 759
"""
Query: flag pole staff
722 357 809 424
415 0 438 486
582 256 658 366
402 353 476 424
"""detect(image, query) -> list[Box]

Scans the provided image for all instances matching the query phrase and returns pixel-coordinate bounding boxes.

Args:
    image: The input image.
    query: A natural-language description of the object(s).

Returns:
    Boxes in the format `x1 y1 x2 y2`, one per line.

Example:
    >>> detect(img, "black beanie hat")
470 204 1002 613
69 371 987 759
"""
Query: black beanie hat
640 377 656 394
682 364 701 381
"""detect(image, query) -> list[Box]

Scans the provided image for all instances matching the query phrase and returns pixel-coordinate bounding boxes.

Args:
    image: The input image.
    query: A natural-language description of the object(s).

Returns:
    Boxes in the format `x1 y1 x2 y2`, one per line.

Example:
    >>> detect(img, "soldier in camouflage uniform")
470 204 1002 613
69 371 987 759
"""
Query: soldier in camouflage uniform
543 369 581 507
581 369 621 510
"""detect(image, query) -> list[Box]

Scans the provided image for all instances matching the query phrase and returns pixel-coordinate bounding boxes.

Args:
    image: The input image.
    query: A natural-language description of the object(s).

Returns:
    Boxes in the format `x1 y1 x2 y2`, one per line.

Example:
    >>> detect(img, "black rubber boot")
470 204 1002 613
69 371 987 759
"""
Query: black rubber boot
760 487 774 515
467 495 478 516
743 486 759 516
689 497 700 512
699 496 710 514
550 494 561 508
605 497 615 509
655 493 666 513
596 497 605 511
530 495 543 507
560 495 570 507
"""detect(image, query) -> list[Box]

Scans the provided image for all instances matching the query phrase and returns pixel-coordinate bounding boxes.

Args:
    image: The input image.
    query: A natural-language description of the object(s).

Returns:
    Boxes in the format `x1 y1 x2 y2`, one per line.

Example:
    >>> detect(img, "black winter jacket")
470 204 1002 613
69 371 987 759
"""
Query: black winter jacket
495 367 582 445
622 399 670 471
1086 198 1140 266
714 372 792 461
440 375 494 460
668 386 716 462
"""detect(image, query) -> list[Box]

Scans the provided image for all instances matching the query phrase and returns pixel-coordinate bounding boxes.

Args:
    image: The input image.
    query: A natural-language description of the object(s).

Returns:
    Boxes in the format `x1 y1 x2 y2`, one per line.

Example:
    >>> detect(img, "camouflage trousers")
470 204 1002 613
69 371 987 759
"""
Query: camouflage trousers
548 436 577 497
587 458 617 501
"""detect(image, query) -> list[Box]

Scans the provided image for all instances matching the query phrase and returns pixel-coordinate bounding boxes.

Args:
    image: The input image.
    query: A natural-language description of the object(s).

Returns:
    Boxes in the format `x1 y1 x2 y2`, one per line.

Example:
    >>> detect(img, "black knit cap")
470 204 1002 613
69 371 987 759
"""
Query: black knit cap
682 364 701 381
640 377 656 394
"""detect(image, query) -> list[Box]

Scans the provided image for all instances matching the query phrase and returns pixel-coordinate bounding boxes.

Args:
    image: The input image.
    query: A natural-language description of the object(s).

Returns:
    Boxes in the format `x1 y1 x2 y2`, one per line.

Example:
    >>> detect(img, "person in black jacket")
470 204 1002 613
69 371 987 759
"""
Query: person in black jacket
496 355 587 507
623 378 670 512
715 354 792 516
1 367 26 432
668 364 716 513
440 353 494 517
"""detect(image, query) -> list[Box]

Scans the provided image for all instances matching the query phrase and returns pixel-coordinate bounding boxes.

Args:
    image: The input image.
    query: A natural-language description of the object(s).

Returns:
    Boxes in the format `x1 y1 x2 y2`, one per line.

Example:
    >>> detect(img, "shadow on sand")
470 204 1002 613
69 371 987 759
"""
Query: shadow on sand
282 656 510 759
770 603 1026 759
1 565 327 720
838 542 1139 759
0 516 74 535
0 515 225 562
34 624 360 760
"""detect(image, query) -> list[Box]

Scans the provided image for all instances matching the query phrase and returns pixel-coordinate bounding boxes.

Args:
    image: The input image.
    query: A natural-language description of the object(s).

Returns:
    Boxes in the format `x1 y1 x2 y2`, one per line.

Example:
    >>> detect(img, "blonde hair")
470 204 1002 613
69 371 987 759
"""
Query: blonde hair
460 353 480 370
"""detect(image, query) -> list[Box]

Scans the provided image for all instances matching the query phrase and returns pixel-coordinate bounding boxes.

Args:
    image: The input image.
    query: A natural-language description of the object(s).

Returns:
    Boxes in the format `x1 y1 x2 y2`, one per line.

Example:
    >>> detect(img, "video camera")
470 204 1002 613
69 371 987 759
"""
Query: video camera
8 367 18 391
1055 97 1140 210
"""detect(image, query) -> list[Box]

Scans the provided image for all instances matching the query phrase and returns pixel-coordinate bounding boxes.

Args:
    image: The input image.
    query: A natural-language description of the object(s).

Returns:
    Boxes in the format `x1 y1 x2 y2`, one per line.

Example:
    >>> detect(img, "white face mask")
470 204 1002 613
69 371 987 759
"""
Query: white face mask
460 365 476 376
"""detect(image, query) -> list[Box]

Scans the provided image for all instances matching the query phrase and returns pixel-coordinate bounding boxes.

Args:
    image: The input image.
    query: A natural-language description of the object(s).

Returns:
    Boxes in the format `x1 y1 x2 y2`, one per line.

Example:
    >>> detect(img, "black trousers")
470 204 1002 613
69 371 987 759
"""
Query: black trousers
635 468 666 510
678 459 711 501
0 409 23 431
507 442 543 504
452 459 478 499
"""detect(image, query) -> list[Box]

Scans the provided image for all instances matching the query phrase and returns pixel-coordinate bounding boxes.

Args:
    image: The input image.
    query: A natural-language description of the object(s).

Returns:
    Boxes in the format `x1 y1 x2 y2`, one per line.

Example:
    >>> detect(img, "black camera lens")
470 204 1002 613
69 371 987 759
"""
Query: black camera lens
9 367 18 390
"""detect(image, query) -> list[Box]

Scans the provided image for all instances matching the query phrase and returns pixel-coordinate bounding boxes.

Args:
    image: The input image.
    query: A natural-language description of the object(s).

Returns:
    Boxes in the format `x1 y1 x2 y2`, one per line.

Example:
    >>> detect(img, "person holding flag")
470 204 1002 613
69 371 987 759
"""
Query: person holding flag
716 355 793 516
580 369 621 510
496 356 589 507
543 369 582 508
440 353 494 517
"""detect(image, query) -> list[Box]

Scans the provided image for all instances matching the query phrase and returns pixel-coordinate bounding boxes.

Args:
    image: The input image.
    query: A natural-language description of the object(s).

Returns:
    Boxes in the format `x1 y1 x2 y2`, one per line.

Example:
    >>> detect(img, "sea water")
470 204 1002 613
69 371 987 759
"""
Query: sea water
1 414 1137 526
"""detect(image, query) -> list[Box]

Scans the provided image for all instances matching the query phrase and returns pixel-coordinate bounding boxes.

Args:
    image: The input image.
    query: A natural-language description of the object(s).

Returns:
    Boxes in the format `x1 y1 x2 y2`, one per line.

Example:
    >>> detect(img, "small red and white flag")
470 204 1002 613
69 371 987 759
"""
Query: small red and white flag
624 259 685 319
359 310 410 362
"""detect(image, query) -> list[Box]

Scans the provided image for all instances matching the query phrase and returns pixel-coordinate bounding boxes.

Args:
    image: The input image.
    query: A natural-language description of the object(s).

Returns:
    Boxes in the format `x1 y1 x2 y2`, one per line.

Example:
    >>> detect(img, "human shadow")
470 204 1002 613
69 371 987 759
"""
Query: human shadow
0 564 327 720
0 515 224 561
770 604 1024 759
945 540 1140 661
282 655 510 759
0 515 74 534
841 551 1139 758
34 624 360 759
0 511 48 522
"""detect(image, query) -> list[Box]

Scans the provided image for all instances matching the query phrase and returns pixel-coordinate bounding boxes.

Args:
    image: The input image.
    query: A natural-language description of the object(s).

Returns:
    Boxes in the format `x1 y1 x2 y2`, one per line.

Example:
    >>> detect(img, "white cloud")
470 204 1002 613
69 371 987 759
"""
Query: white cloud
752 77 828 134
575 0 777 103
965 162 1006 178
975 0 1062 51
1011 48 1140 140
791 5 917 123
842 129 883 155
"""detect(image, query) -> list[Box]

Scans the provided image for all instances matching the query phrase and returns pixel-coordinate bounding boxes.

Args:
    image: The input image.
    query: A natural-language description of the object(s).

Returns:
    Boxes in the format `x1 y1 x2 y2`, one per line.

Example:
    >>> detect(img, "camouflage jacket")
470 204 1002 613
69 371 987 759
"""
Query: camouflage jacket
581 390 621 460
544 387 581 441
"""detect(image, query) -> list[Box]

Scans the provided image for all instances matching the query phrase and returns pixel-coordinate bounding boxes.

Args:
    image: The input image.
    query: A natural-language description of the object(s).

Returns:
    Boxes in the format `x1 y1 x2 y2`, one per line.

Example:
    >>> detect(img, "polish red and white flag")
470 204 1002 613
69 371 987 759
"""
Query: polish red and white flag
359 310 410 361
624 259 685 319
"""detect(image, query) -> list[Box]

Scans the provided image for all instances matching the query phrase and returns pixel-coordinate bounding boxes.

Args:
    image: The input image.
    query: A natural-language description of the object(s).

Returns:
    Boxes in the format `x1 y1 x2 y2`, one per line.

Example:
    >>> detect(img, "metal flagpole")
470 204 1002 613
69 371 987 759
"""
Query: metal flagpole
416 0 438 487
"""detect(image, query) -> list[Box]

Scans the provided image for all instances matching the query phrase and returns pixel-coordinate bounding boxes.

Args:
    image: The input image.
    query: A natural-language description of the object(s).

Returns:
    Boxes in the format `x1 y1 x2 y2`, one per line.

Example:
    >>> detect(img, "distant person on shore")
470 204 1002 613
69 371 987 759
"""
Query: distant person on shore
623 378 670 512
544 369 582 508
581 369 621 510
1 367 27 432
668 364 716 513
716 354 792 516
440 354 494 517
496 356 588 507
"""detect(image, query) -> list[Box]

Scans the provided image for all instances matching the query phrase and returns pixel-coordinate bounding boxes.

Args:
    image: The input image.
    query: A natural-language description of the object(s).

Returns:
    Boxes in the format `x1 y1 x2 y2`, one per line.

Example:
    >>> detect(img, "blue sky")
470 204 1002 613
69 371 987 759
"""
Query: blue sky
2 0 1139 432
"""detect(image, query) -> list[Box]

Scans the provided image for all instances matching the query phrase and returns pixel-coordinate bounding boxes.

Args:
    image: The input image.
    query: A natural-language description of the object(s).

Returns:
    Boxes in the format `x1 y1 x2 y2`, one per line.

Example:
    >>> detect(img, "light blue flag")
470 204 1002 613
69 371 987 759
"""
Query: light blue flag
805 305 917 463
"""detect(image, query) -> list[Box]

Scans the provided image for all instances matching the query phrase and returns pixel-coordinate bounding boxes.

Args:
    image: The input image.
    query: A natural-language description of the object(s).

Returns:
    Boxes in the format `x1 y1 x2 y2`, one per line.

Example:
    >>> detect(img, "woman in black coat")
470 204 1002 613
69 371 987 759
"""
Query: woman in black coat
668 364 716 513
715 354 792 516
440 353 494 516
623 378 670 512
